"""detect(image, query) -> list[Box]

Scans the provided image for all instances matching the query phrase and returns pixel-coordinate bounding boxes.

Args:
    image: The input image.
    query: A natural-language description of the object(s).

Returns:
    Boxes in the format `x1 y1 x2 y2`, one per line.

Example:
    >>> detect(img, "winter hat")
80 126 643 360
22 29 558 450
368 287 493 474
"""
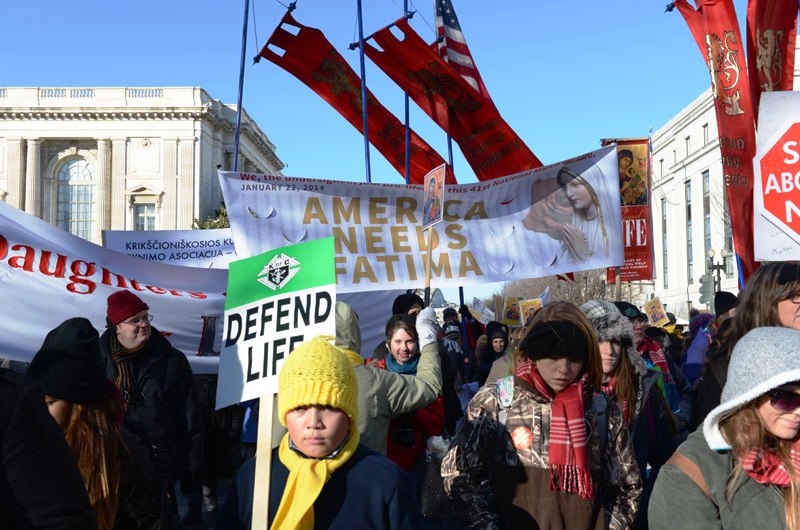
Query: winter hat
486 321 509 342
107 290 149 325
703 327 800 450
714 291 738 317
391 293 425 315
442 307 459 321
519 320 588 361
613 301 646 321
28 318 108 403
443 322 461 339
581 300 645 376
277 336 358 428
689 313 714 338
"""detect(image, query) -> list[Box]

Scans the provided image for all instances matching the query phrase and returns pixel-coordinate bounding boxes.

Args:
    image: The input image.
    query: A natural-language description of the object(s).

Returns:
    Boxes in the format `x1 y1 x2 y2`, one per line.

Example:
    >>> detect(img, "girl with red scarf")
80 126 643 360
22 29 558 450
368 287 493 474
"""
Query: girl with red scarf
650 326 800 530
442 304 642 530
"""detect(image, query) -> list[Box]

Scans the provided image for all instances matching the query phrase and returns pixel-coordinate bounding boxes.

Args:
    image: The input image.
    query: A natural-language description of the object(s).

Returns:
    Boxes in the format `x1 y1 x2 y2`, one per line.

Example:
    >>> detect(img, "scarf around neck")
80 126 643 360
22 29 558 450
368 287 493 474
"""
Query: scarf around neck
515 358 593 499
740 443 800 488
385 352 419 374
111 333 148 406
638 337 674 384
271 428 360 530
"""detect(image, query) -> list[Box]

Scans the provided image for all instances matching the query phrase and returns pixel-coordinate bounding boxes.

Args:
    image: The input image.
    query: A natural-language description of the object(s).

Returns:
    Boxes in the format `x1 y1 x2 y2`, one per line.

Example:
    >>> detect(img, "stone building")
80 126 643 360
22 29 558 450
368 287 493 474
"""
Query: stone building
0 86 283 244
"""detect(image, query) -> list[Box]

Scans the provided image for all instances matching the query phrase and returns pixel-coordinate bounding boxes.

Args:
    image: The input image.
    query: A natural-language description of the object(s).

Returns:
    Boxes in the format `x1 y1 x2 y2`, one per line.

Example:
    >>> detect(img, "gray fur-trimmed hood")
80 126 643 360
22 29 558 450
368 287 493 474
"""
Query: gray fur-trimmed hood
581 300 646 376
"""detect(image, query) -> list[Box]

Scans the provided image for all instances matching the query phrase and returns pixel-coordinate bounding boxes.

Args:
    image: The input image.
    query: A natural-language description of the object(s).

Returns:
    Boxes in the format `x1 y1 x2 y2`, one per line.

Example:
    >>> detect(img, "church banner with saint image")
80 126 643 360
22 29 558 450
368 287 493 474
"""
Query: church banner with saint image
218 146 624 293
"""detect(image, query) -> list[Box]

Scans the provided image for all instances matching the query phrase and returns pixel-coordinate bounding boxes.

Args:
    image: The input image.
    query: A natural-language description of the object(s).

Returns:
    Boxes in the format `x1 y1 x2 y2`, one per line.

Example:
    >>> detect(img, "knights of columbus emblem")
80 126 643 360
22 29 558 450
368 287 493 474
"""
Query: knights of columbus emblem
257 253 301 291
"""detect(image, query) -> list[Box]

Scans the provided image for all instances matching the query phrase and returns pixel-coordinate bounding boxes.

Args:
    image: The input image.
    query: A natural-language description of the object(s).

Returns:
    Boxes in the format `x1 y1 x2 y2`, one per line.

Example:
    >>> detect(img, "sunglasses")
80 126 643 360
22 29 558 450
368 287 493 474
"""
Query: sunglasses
766 388 800 413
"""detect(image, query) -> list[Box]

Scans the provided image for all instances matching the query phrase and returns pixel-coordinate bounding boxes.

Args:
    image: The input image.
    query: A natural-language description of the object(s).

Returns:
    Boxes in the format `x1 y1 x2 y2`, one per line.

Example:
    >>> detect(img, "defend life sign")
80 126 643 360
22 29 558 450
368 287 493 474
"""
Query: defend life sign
215 237 336 409
754 92 800 260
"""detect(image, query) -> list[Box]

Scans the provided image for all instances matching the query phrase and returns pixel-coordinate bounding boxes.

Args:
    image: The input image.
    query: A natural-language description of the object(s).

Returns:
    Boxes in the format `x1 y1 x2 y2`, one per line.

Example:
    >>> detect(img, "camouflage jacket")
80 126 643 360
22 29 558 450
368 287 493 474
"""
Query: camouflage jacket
441 376 642 530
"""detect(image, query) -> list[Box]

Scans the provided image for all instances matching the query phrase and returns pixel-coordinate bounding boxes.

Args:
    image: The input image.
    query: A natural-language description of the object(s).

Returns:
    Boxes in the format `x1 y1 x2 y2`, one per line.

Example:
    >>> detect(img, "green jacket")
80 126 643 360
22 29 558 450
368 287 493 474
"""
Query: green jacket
335 302 442 455
649 430 786 529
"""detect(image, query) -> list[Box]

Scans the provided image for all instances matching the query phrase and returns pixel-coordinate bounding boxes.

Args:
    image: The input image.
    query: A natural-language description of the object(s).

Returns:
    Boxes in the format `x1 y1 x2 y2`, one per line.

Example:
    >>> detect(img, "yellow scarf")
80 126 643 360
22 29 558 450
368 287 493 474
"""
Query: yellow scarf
270 428 361 530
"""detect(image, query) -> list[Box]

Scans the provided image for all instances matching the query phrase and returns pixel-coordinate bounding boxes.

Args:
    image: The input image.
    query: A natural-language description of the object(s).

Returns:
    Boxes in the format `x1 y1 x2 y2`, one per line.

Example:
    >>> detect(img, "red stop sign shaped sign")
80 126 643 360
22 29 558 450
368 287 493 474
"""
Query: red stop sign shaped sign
761 123 800 235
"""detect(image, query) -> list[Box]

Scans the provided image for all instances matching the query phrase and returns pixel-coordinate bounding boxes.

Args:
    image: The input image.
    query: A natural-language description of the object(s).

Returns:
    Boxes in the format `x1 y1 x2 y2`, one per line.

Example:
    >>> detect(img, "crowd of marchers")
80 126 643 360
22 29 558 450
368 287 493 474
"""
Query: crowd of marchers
3 262 800 530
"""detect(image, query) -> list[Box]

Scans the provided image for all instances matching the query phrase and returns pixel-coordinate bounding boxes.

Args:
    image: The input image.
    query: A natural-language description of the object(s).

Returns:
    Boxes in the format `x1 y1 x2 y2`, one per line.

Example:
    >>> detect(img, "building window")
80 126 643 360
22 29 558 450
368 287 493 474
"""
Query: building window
703 123 709 145
703 170 711 254
56 158 95 240
723 190 734 278
673 150 677 165
686 180 693 284
134 203 157 231
685 136 691 157
659 159 664 179
662 198 669 289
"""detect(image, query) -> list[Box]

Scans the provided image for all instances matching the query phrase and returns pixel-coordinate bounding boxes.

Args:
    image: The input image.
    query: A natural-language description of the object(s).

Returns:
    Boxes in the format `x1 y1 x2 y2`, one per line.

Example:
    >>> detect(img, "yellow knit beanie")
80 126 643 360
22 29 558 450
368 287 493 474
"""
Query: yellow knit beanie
277 335 358 428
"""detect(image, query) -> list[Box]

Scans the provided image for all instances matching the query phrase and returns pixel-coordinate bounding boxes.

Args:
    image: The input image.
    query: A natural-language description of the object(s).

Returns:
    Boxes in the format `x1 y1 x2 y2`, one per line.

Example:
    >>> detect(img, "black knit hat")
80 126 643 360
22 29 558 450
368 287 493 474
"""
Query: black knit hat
28 318 108 404
519 320 588 361
613 301 646 321
443 322 461 339
486 321 509 342
714 291 738 317
442 307 459 321
391 293 425 315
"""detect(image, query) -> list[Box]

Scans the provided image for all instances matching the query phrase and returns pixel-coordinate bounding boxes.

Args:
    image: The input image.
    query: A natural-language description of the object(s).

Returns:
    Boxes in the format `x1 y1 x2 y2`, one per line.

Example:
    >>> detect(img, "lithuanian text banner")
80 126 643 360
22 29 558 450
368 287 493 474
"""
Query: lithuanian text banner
219 146 623 293
0 201 227 372
103 228 236 269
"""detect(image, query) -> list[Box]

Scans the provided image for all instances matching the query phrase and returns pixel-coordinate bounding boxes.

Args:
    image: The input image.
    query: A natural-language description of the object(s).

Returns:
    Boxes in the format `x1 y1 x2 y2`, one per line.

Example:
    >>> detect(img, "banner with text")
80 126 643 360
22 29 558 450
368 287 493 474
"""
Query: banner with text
603 139 654 283
216 237 336 409
219 146 624 292
0 202 227 373
103 228 236 269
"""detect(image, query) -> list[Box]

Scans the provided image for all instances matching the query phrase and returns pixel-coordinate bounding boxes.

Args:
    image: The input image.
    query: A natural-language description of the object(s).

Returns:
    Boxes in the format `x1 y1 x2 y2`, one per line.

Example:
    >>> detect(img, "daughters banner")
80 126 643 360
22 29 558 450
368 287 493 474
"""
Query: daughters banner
219 146 624 292
0 201 226 373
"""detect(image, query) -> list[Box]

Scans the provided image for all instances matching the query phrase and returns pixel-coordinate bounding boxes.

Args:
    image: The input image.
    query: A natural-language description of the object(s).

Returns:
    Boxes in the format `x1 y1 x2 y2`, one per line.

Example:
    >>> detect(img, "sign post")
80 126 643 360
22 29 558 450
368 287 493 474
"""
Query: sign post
216 237 337 530
423 164 446 305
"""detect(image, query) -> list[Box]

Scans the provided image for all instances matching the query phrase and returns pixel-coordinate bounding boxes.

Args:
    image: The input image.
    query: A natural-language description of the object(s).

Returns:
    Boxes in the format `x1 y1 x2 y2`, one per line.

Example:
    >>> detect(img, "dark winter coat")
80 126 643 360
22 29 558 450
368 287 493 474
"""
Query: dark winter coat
99 327 204 481
216 444 422 530
117 430 182 530
0 368 98 530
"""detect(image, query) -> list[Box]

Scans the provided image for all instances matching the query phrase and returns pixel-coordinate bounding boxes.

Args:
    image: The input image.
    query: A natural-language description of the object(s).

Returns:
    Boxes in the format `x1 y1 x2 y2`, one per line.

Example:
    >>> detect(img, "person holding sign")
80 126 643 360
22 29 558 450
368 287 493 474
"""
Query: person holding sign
217 335 422 529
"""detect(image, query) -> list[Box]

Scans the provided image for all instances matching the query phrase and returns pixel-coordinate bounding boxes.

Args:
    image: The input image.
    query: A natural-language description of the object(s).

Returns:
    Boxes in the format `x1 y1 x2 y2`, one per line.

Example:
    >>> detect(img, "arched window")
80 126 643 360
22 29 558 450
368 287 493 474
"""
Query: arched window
56 158 96 239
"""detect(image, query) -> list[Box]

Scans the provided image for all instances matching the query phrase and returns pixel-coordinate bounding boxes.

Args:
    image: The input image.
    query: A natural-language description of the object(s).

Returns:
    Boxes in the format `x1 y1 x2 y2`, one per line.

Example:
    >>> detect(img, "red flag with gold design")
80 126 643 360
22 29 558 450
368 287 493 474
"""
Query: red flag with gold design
673 0 759 283
258 13 454 184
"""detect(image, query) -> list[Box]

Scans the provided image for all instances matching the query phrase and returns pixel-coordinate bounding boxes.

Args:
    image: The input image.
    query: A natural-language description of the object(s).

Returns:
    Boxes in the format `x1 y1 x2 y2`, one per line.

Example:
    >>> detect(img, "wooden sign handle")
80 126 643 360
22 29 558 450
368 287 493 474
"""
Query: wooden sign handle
251 392 275 530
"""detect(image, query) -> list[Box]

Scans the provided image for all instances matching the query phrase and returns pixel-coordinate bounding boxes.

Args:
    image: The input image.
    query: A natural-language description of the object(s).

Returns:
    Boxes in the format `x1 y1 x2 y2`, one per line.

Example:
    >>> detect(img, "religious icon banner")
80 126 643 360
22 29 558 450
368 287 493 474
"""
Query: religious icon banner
219 146 624 293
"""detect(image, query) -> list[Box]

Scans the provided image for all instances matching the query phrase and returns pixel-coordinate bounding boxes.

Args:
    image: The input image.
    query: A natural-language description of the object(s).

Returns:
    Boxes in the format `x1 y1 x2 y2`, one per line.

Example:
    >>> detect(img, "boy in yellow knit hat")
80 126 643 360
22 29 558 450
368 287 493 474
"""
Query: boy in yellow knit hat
216 336 422 530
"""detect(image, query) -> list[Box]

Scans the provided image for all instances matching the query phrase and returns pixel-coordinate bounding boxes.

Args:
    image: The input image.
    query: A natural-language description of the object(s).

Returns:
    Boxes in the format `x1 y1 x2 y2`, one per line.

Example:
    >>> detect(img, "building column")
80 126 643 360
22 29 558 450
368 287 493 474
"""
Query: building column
162 138 178 230
111 139 127 229
5 138 25 209
95 139 111 239
178 138 195 229
24 139 41 216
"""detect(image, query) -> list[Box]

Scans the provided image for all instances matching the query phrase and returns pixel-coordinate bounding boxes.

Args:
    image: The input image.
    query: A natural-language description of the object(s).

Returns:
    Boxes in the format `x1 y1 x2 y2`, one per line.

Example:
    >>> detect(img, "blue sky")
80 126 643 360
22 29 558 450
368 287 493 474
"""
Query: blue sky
0 0 747 303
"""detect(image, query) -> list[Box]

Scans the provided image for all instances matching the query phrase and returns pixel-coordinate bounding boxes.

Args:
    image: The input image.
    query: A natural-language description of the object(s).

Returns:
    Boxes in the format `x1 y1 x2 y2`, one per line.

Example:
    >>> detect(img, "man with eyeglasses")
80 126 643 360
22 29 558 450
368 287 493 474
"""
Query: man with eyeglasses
614 301 693 437
99 290 203 519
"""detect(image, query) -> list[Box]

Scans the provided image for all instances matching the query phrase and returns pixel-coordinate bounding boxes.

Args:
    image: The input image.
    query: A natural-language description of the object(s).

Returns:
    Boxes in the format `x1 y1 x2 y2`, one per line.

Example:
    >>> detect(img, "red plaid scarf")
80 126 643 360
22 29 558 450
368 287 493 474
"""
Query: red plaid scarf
740 444 800 487
515 358 593 499
638 337 673 384
601 377 630 425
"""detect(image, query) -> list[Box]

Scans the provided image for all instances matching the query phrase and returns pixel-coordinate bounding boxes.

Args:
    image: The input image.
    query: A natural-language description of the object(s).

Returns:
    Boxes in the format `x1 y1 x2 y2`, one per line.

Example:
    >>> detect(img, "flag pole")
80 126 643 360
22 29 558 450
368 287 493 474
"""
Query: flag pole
355 0 372 183
233 0 250 172
403 0 411 185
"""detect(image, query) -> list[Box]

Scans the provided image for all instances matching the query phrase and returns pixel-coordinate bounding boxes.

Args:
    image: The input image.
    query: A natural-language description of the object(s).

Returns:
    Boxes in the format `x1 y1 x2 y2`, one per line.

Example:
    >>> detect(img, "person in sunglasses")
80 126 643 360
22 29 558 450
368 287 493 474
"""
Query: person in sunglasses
649 326 800 530
99 290 203 520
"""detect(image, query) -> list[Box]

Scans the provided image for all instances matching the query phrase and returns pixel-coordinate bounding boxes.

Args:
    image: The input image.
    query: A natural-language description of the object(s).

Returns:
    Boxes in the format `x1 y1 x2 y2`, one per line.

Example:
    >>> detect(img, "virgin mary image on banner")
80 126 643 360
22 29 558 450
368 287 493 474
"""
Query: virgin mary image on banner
522 163 615 268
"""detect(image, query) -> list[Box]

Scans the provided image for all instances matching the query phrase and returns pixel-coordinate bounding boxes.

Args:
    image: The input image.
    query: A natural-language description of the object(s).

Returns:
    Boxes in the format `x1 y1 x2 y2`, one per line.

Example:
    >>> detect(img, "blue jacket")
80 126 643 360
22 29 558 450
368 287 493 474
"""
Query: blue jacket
682 328 712 384
216 443 422 530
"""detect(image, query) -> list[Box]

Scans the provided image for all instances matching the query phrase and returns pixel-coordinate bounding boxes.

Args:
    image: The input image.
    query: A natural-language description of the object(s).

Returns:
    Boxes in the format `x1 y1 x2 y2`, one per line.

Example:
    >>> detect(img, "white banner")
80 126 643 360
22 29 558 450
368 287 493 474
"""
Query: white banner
219 146 624 292
103 228 236 269
0 202 226 374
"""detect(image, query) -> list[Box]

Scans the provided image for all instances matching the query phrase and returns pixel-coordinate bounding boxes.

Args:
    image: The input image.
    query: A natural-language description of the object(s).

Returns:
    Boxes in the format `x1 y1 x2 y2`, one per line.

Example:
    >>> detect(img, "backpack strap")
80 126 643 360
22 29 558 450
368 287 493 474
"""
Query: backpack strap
667 452 712 499
592 393 609 465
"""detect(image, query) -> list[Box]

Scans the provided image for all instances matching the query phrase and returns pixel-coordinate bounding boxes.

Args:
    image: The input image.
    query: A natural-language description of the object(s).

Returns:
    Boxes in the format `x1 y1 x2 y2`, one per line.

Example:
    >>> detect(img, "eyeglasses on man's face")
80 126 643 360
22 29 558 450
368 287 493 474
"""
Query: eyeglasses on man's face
121 314 153 326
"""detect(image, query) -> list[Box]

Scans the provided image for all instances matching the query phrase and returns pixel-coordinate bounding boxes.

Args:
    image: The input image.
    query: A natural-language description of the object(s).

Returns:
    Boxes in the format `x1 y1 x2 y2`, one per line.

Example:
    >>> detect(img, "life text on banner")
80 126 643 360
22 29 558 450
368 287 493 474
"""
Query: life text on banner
219 146 625 293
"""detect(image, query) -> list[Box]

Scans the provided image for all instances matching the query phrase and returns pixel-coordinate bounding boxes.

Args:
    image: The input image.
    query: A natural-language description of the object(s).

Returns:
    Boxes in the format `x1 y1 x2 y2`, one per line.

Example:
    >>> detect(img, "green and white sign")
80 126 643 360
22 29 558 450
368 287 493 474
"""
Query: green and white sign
216 237 336 409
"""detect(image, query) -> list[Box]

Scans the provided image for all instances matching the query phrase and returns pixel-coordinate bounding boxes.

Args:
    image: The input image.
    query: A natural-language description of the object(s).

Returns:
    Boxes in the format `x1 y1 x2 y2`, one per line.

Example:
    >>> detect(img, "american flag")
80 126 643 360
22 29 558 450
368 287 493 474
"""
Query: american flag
435 0 492 102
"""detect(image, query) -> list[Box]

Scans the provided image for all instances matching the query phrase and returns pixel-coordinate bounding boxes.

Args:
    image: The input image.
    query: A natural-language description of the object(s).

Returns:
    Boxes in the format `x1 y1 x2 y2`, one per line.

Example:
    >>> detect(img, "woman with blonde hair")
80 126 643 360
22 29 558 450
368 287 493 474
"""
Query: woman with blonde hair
28 318 177 530
650 326 800 529
443 302 641 529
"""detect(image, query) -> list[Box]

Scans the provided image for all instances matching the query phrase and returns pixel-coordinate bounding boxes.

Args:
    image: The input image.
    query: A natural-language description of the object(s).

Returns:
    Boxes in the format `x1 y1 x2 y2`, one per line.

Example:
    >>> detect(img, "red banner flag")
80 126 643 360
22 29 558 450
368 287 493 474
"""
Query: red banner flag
258 13 454 184
746 0 798 117
674 0 759 282
363 18 542 181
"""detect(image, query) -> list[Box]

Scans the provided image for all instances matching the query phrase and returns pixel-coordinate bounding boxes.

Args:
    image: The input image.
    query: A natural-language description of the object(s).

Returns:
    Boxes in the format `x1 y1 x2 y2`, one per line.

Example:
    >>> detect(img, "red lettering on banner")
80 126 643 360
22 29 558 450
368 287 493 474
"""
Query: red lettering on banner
0 234 6 260
67 261 96 294
9 245 35 271
39 251 67 278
